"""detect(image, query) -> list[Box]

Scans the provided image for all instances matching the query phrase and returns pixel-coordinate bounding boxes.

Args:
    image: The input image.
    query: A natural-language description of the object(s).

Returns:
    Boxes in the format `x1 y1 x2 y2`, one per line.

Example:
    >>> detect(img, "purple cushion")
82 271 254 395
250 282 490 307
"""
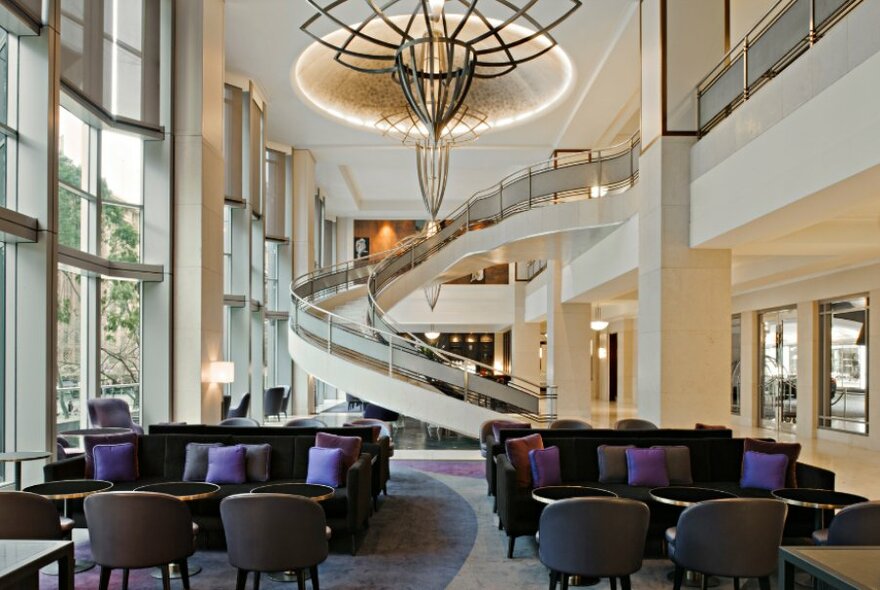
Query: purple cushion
92 443 137 482
740 451 789 491
315 432 362 472
491 421 531 443
183 443 224 482
529 446 562 488
84 432 139 479
306 446 345 488
205 445 247 484
626 448 669 487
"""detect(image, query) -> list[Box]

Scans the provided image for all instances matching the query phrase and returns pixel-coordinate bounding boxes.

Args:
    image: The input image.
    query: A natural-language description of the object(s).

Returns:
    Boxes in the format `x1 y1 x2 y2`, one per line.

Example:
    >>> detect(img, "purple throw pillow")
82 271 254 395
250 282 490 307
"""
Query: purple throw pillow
529 446 562 488
306 446 345 488
92 443 137 482
315 432 362 471
626 448 669 487
491 421 531 443
205 445 247 484
740 451 788 491
84 432 139 479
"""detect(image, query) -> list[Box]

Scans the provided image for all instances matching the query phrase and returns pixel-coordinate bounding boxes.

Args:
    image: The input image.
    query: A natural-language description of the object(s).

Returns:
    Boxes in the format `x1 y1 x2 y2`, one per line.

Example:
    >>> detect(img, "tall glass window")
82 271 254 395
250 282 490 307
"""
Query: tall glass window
731 314 741 415
57 267 86 432
265 242 279 311
100 279 142 423
819 296 869 434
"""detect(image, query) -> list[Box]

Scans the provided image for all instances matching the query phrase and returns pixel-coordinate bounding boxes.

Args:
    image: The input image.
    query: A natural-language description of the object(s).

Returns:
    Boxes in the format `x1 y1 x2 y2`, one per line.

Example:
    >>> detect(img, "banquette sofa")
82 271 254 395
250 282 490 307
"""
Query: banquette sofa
44 428 377 553
485 428 736 501
149 423 393 508
494 432 835 558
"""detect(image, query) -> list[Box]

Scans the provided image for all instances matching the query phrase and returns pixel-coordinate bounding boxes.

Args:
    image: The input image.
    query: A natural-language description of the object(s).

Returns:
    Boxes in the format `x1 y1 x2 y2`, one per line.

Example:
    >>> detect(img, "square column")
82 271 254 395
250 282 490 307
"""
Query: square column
172 0 225 424
545 260 592 419
511 282 542 387
291 149 316 416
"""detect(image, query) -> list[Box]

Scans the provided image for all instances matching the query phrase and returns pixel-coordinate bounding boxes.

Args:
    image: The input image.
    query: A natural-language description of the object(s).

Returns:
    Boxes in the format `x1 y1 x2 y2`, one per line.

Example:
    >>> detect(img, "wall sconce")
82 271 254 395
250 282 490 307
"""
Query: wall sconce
208 361 235 384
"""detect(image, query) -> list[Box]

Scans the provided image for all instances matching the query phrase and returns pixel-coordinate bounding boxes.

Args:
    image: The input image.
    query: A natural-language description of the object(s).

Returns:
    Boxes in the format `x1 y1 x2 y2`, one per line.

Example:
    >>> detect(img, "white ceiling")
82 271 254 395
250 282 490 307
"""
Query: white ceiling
225 0 641 219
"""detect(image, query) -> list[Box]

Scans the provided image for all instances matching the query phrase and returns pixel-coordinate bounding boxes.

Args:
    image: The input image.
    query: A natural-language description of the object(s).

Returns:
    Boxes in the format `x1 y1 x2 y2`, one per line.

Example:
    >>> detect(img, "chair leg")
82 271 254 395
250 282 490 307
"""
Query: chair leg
351 533 358 555
733 577 741 590
549 570 559 590
610 577 617 590
561 573 569 590
758 577 771 590
498 518 503 530
254 571 261 590
296 569 306 590
235 570 248 590
620 576 632 590
160 565 171 590
673 566 685 590
122 569 130 590
99 567 112 590
701 574 709 590
310 565 320 590
178 560 190 590
507 536 516 558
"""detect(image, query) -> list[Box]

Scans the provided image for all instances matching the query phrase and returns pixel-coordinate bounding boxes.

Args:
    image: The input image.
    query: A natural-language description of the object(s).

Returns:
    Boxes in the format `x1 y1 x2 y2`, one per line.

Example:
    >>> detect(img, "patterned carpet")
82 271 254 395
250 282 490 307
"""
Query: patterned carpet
38 460 763 589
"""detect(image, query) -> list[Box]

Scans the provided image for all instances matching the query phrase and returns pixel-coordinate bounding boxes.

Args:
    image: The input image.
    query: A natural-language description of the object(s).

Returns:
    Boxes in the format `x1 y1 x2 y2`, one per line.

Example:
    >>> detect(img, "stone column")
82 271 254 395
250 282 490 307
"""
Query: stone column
738 311 759 427
291 150 316 415
637 0 733 428
796 301 819 439
511 281 542 387
172 0 225 424
545 260 592 419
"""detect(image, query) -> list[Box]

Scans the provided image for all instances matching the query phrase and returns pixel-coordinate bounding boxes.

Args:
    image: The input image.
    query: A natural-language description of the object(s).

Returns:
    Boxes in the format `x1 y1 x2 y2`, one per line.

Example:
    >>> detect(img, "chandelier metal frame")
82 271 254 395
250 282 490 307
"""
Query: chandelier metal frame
301 0 582 78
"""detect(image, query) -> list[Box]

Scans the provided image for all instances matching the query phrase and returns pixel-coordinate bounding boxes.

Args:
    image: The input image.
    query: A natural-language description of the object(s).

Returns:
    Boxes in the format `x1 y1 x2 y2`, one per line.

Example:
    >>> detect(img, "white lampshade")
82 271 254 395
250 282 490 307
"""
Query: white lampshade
591 320 609 331
425 331 441 341
208 361 235 384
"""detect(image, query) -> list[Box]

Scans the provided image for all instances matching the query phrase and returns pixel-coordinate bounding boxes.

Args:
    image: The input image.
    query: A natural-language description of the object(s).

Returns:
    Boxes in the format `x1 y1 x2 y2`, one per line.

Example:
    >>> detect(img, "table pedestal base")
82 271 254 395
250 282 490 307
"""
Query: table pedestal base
666 570 719 588
569 575 600 586
269 570 310 583
150 562 201 579
42 559 95 575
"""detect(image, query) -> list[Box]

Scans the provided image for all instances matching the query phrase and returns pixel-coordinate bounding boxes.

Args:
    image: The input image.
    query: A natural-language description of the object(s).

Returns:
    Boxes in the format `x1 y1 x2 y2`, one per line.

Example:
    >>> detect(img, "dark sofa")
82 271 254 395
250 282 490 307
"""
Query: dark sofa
149 424 392 508
495 434 835 558
485 428 735 500
44 431 376 553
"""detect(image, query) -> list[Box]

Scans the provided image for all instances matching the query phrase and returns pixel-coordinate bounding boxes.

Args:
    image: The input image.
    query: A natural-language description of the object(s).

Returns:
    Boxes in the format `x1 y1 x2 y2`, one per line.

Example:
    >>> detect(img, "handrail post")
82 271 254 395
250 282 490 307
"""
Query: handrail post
528 166 532 210
464 369 469 402
498 183 503 220
388 338 393 376
742 38 749 101
809 0 816 45
465 205 470 231
327 316 332 353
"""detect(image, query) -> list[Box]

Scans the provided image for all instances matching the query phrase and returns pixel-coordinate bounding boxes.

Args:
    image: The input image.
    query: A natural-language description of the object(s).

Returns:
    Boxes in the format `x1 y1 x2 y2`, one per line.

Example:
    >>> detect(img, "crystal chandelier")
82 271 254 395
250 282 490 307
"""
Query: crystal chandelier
302 0 582 136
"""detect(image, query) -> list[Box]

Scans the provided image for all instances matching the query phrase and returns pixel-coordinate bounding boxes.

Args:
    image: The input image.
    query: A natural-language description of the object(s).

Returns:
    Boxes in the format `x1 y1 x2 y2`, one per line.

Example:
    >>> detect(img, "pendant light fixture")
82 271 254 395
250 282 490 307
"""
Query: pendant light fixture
590 307 609 332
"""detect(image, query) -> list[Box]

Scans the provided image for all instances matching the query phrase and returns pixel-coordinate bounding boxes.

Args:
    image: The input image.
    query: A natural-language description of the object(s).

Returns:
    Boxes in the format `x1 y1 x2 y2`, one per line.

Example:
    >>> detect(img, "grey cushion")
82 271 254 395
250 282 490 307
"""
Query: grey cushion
653 445 693 484
597 445 634 483
183 443 224 482
239 444 272 482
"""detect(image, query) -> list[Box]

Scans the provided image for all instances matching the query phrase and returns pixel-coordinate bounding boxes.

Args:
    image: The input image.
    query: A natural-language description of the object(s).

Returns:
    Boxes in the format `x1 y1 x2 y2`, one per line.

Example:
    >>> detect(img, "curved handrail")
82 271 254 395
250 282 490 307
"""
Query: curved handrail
290 133 641 421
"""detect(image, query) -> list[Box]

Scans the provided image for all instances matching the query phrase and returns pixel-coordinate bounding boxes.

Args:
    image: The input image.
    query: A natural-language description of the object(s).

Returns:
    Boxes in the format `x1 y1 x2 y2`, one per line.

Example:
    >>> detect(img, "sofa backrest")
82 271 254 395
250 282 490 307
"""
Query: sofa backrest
148 423 377 442
493 428 734 446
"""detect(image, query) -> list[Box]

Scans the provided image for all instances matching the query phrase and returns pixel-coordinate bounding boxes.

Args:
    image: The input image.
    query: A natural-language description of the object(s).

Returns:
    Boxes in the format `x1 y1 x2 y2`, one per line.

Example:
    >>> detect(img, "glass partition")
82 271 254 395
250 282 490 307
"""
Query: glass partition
819 296 869 434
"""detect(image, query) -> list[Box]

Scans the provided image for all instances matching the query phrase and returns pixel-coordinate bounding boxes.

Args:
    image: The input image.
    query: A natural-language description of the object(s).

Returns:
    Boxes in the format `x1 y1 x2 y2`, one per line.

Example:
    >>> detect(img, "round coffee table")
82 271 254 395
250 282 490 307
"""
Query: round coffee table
772 488 868 529
250 482 335 502
0 451 52 491
532 485 617 505
24 479 113 573
649 486 737 507
650 486 737 588
135 481 220 578
250 483 335 583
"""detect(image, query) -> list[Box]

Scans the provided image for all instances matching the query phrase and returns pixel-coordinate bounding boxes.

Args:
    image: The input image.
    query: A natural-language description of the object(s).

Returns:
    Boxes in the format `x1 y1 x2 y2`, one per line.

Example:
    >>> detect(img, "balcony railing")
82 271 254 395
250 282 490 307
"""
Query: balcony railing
290 133 641 423
698 0 862 135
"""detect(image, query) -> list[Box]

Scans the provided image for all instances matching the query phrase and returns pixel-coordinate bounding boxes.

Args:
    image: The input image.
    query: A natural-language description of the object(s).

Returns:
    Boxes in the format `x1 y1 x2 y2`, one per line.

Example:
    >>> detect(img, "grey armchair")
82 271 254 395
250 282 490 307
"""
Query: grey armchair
226 393 251 418
280 386 292 419
220 417 261 427
666 499 787 590
0 491 74 540
539 498 649 590
285 417 327 428
221 493 329 590
264 387 286 421
812 501 880 545
549 418 593 430
85 491 196 590
614 418 658 431
88 398 144 435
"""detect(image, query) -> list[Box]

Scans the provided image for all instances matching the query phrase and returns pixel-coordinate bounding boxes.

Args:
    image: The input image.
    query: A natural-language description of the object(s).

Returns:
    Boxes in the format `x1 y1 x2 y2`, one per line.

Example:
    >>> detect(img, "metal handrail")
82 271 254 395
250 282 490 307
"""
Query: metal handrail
697 0 862 135
290 133 641 420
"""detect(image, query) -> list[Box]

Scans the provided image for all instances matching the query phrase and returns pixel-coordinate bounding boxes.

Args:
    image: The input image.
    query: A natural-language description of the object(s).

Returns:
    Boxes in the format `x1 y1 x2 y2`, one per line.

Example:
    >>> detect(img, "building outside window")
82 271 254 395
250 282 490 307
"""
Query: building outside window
56 106 144 430
819 295 869 434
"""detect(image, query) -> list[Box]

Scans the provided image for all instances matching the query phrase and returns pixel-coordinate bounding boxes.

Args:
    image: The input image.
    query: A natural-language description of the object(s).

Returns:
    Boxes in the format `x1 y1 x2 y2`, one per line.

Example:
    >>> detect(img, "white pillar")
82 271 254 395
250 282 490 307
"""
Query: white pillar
545 260 592 419
291 150 316 415
511 281 542 387
796 301 819 439
738 311 759 427
172 0 225 424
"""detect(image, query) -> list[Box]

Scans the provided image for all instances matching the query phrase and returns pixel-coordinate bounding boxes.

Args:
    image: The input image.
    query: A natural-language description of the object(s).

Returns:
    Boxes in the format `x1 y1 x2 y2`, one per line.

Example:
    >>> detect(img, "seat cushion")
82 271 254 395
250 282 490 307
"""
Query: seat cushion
812 528 829 545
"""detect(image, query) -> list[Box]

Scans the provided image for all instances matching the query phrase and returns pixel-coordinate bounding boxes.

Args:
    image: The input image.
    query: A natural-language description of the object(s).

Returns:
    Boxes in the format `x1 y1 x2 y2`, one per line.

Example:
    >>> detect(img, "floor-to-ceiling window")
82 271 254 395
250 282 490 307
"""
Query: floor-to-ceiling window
759 308 798 433
731 314 741 415
819 295 869 434
56 107 145 430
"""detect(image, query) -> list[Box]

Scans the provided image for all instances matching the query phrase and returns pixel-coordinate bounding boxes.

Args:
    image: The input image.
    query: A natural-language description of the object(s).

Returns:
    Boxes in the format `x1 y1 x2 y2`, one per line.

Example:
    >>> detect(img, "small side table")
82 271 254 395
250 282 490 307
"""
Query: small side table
24 479 113 573
0 451 51 491
531 485 617 505
135 481 220 579
772 488 869 530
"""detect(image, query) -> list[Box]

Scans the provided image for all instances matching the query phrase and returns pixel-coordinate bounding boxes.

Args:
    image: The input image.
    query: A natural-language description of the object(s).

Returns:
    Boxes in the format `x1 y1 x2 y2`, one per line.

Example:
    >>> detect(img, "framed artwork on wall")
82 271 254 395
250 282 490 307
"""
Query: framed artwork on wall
354 237 370 259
